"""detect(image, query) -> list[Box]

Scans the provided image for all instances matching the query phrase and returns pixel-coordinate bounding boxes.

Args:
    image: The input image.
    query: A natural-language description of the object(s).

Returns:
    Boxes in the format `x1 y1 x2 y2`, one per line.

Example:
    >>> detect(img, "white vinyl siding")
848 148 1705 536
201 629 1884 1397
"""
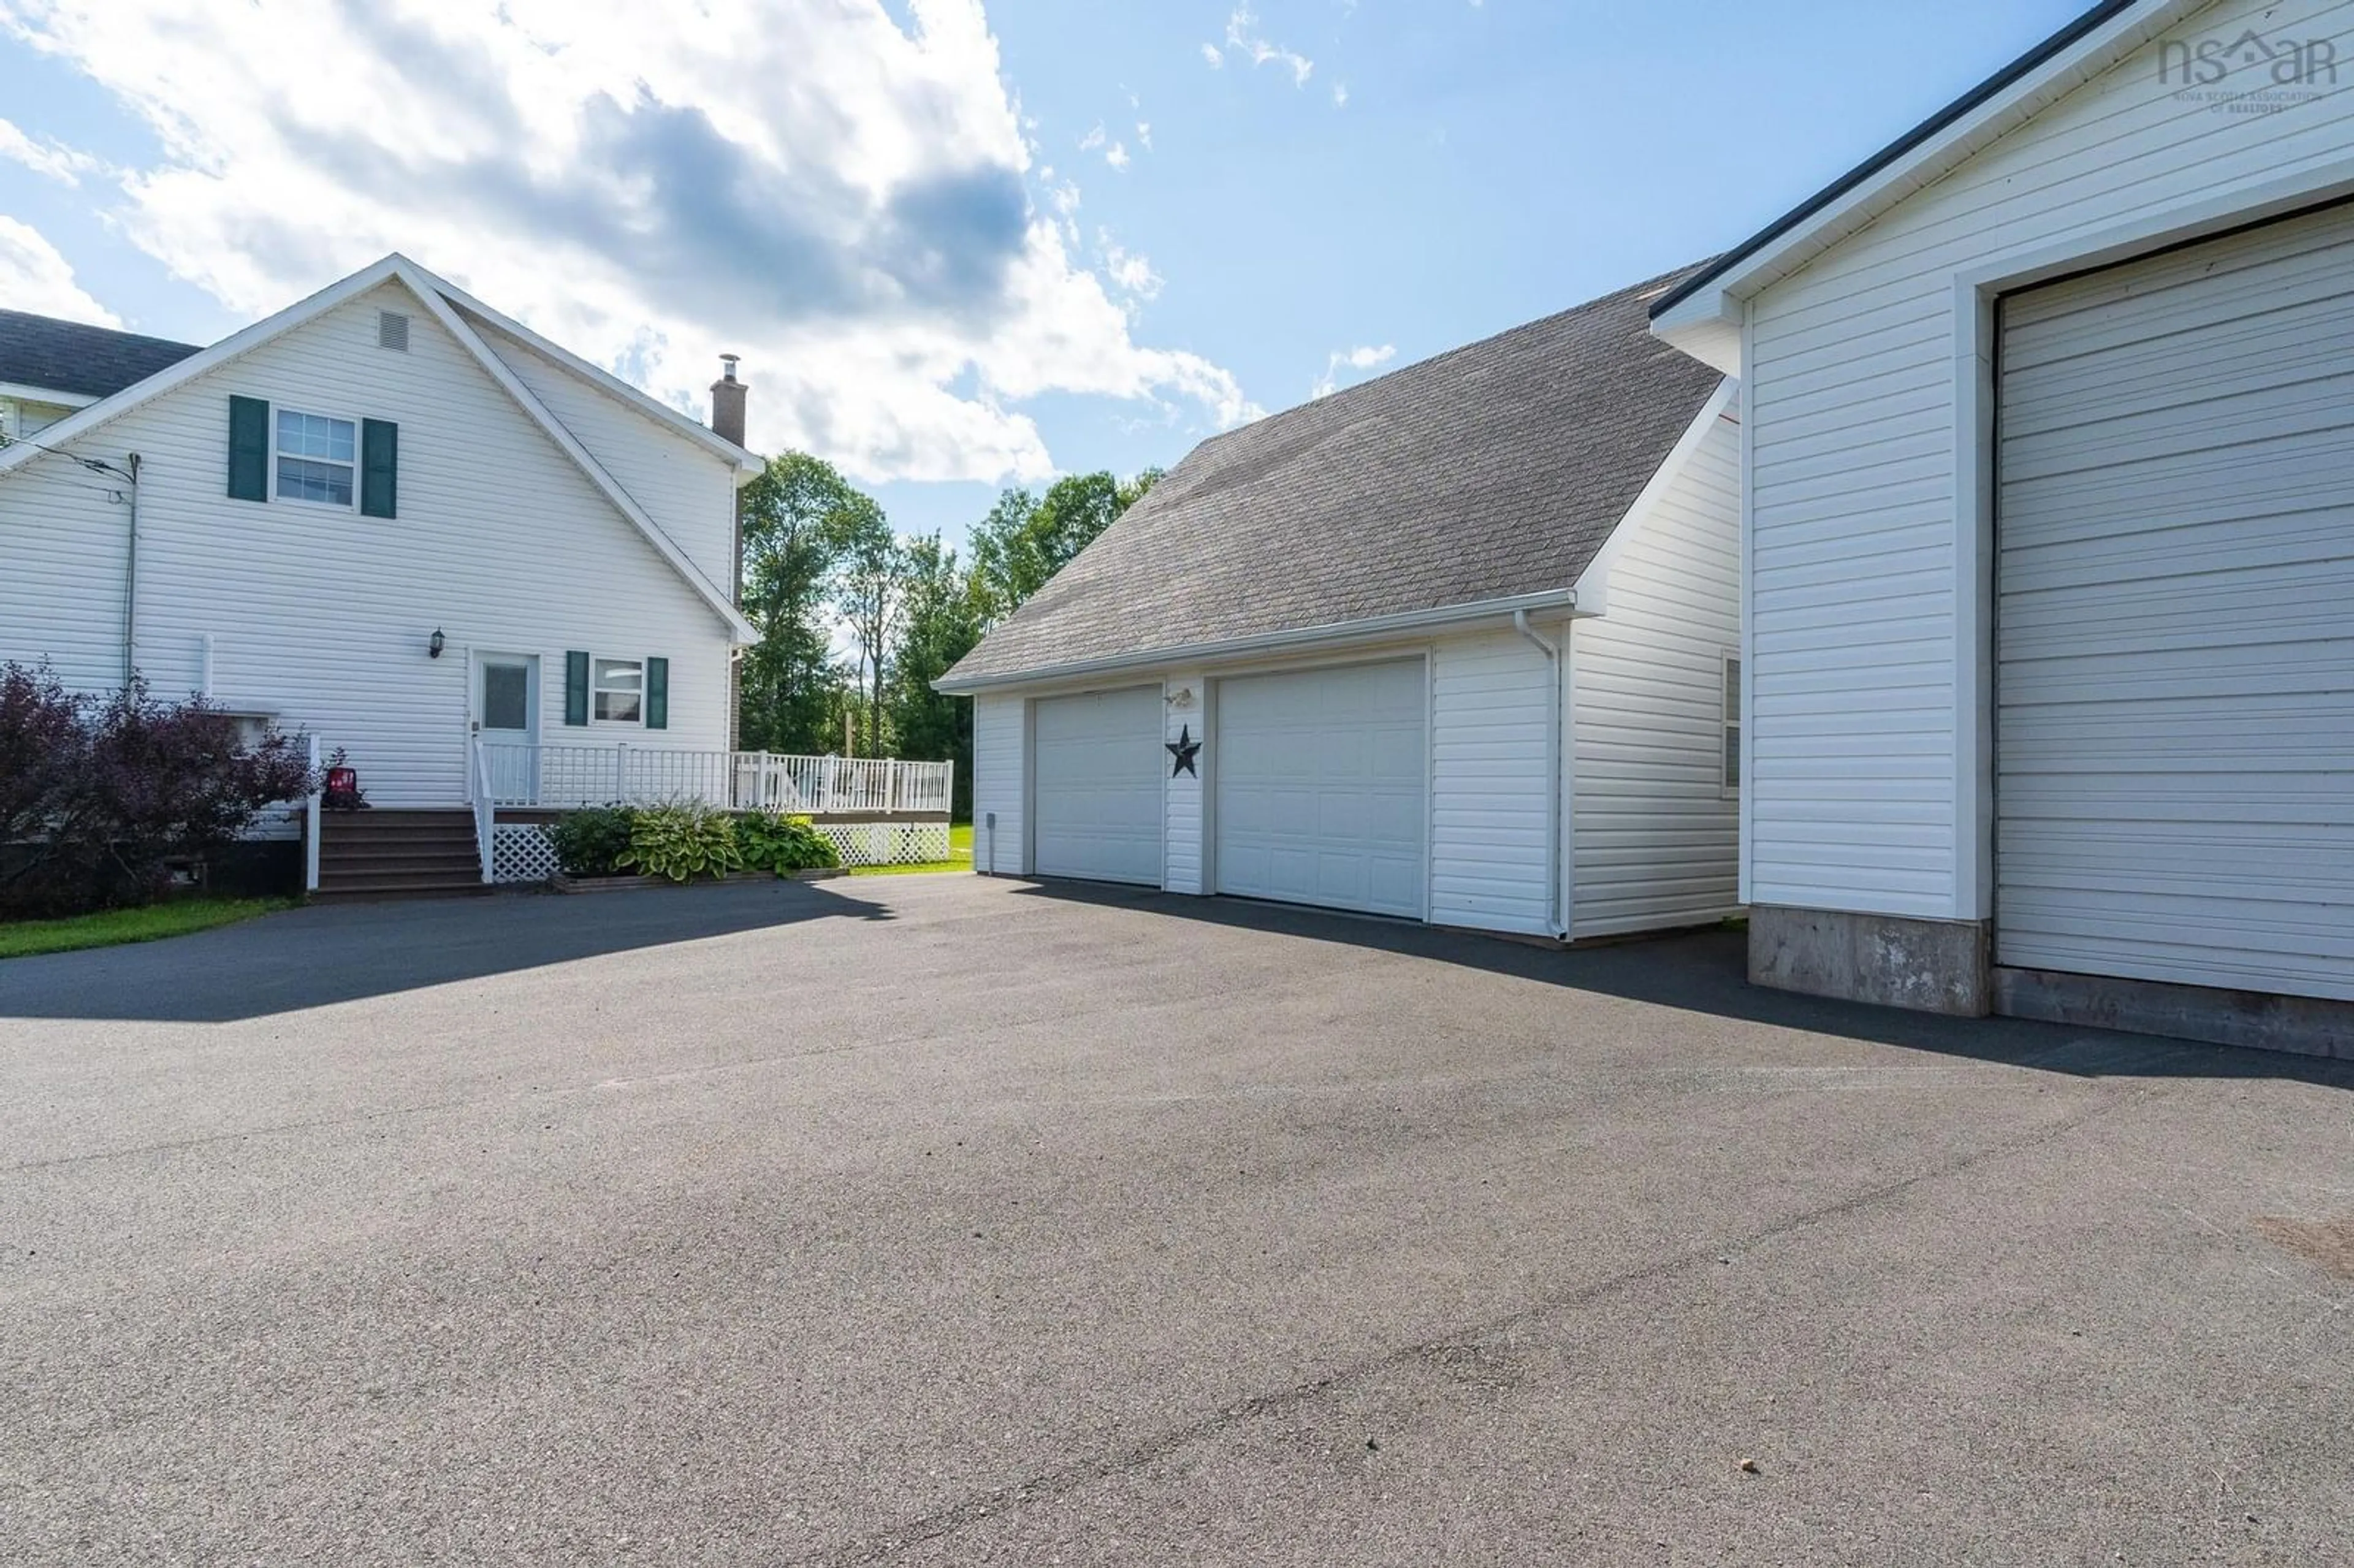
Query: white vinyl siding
465 314 739 598
1572 408 1744 938
1428 631 1555 935
1742 0 2354 921
1163 673 1208 895
1214 659 1426 918
1995 204 2354 1000
0 280 734 805
972 693 1027 876
1032 687 1165 886
1 395 79 441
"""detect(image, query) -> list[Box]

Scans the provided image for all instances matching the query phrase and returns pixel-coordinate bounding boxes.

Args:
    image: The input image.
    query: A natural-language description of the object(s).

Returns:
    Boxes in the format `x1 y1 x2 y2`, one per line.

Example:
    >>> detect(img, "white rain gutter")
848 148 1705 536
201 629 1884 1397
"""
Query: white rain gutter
936 588 1579 695
1512 608 1567 939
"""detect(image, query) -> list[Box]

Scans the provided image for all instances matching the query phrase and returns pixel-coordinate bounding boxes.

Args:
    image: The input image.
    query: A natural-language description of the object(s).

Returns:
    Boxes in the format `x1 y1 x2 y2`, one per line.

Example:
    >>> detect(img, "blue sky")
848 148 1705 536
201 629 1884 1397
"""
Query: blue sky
0 1 2087 550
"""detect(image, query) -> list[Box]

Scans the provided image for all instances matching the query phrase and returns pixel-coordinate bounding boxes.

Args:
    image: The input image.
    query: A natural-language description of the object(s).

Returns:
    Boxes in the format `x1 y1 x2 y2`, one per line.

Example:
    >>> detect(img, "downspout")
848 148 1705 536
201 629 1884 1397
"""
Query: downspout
120 452 142 686
1512 609 1566 938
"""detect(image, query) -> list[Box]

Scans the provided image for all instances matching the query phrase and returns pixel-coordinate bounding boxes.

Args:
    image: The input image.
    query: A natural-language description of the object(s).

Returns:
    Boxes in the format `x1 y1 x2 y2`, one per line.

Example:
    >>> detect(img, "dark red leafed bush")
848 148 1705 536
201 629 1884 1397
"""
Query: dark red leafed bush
0 664 318 916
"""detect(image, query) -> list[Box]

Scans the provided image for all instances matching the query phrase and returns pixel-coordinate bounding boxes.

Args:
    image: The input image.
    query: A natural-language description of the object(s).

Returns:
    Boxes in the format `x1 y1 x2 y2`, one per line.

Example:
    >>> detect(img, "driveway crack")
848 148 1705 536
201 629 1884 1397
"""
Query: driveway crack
799 1084 2149 1564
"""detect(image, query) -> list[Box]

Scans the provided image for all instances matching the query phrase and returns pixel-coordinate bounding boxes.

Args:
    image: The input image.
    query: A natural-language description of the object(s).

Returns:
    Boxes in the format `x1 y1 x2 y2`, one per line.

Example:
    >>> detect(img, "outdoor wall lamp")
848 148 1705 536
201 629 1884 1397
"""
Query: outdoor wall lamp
428 628 446 659
1167 685 1196 709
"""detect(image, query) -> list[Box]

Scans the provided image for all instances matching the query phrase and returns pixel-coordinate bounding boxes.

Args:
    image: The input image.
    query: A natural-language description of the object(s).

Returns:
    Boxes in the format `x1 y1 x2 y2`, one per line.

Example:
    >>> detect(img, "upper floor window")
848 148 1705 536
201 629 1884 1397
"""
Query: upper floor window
276 411 356 507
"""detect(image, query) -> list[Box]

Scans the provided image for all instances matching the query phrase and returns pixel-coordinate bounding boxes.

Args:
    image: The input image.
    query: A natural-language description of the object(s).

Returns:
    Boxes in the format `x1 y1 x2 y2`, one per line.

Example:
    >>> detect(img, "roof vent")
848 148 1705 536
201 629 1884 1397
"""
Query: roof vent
377 311 410 352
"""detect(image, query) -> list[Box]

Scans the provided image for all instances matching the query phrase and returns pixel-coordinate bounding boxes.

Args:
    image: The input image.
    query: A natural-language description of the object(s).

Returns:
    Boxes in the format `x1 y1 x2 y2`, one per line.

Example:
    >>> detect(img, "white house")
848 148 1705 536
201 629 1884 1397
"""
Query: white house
0 254 758 896
1651 0 2353 1054
938 268 1745 942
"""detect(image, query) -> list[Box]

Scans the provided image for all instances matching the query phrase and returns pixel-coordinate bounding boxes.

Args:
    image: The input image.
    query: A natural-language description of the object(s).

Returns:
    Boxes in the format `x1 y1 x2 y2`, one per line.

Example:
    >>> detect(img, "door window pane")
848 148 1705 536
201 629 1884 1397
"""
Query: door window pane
483 664 529 731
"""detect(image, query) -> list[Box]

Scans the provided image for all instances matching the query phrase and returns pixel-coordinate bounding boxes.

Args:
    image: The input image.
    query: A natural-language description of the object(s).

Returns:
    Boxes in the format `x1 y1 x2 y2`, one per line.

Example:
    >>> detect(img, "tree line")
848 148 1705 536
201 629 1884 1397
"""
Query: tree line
735 454 1159 818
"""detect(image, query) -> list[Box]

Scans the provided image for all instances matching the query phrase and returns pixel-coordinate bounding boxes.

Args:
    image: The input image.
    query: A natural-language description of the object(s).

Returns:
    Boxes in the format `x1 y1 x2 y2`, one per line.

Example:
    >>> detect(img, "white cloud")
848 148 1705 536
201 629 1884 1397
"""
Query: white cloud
1200 42 1224 67
0 116 103 185
1078 120 1128 172
1099 234 1162 301
0 0 1254 484
1220 6 1313 86
1135 120 1152 151
1331 82 1349 108
1312 342 1394 398
0 216 120 325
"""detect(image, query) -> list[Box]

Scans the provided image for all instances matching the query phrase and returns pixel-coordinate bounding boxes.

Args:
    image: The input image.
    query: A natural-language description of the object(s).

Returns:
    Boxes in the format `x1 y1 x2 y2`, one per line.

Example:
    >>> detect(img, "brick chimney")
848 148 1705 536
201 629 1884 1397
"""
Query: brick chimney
709 353 746 446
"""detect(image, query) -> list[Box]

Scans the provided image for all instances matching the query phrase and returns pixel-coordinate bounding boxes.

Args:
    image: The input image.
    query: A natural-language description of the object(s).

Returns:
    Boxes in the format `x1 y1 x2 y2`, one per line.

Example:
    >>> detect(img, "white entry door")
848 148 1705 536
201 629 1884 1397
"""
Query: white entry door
1215 660 1426 918
1031 686 1164 885
475 653 540 805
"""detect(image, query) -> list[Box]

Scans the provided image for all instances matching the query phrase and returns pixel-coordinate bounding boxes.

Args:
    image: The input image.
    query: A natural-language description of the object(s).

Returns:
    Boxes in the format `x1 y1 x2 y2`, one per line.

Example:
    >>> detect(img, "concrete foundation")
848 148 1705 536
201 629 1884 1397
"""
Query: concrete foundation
1993 967 2353 1061
1748 905 1989 1017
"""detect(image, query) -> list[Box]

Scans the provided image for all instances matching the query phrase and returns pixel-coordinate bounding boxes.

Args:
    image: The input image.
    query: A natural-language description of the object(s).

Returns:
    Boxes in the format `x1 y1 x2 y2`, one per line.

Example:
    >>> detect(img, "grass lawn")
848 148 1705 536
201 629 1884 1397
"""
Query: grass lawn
0 897 290 960
846 821 973 878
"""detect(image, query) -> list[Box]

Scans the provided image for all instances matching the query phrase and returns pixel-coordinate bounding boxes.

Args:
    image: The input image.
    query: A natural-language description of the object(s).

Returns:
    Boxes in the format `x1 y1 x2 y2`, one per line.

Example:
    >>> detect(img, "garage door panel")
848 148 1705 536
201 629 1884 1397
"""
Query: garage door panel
1032 687 1162 886
1216 661 1426 919
2006 313 2354 432
1996 202 2354 1001
2004 218 2354 343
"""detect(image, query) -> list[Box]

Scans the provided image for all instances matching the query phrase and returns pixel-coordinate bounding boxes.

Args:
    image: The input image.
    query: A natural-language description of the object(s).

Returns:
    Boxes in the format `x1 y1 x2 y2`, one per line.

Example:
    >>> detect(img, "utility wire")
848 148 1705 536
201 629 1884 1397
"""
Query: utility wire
0 430 135 482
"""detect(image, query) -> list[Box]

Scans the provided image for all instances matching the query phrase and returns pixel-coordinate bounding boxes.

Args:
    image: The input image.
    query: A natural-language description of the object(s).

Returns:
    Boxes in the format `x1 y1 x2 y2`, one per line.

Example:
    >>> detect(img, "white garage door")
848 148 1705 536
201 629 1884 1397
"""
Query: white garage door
1996 202 2354 1001
1032 686 1164 885
1215 660 1426 918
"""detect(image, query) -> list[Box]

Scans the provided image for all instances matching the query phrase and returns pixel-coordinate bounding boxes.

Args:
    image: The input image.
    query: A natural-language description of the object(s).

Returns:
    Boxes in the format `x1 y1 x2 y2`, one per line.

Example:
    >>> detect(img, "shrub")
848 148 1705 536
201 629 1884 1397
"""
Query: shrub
619 799 744 883
546 806 634 878
734 810 839 875
0 664 317 918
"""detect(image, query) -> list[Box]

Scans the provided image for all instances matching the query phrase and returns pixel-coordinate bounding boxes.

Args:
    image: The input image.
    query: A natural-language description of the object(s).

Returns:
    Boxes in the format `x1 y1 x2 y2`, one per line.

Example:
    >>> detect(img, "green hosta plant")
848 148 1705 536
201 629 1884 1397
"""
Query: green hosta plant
618 799 744 882
733 810 840 875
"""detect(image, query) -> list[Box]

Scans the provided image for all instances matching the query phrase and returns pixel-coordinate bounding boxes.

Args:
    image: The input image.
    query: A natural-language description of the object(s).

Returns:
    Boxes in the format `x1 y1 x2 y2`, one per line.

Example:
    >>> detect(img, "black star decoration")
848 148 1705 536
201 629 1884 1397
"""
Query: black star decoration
1166 724 1202 778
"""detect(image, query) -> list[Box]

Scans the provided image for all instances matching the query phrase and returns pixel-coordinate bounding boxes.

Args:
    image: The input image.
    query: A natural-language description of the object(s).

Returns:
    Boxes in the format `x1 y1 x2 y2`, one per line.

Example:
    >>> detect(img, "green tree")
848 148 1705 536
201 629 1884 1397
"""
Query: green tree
966 467 1163 626
885 533 984 817
831 494 904 754
737 453 861 754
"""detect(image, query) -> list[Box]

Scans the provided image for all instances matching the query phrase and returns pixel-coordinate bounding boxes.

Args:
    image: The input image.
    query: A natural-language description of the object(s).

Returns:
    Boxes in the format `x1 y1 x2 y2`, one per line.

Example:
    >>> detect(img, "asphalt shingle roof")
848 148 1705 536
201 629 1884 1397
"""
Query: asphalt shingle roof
0 310 202 402
944 261 1726 686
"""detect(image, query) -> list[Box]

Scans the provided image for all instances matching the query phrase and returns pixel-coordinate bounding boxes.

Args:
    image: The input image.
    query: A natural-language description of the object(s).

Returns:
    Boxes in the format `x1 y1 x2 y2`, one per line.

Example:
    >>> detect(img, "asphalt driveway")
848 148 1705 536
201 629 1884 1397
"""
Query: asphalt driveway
1 875 2348 1564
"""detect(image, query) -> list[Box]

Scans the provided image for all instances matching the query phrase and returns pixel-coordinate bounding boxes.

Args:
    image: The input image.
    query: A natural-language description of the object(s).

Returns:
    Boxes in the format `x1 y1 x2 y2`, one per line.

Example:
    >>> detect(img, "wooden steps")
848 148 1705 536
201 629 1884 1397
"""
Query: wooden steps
315 809 490 902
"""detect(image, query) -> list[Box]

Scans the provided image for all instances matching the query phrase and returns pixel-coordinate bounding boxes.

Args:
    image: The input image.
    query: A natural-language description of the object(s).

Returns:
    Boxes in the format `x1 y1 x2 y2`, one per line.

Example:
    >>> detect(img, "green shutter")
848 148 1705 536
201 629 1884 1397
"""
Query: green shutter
644 657 668 730
564 650 589 726
227 395 269 501
360 419 398 518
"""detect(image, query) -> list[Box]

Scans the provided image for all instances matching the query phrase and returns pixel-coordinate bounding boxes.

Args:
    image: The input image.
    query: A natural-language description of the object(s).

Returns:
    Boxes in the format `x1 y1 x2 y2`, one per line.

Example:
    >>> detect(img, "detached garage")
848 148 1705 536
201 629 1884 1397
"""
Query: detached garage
1649 0 2354 1053
942 267 1746 942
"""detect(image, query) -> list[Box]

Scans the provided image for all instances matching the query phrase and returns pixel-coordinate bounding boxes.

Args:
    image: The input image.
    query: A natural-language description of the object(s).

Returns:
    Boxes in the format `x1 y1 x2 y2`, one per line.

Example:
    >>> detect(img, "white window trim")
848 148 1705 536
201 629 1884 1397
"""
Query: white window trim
589 654 646 728
272 408 360 511
1720 648 1742 799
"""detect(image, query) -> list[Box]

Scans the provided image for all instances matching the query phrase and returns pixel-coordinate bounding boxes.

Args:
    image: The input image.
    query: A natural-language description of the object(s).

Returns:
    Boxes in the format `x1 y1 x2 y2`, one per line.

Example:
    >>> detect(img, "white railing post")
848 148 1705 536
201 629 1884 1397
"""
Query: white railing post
303 734 322 892
472 734 495 883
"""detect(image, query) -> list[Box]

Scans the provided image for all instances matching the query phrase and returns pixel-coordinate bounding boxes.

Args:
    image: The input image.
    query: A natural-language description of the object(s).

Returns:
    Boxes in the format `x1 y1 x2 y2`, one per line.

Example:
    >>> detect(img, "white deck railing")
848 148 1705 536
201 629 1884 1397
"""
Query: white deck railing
474 741 953 816
470 736 497 883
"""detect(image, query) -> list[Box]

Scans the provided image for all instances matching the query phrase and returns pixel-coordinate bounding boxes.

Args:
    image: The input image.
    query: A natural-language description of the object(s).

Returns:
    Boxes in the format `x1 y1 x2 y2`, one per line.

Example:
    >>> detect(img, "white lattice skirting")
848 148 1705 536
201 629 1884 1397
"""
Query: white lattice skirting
493 823 561 883
492 817 950 881
813 820 951 867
